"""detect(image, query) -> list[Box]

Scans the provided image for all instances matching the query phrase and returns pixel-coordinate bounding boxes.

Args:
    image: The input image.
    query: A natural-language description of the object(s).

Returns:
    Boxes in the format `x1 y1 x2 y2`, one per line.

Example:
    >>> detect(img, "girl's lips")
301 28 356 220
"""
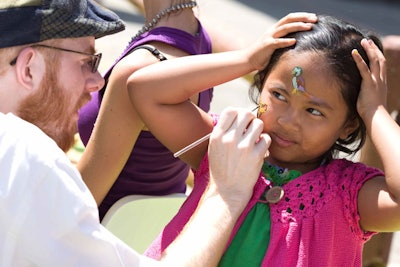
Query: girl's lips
271 132 295 147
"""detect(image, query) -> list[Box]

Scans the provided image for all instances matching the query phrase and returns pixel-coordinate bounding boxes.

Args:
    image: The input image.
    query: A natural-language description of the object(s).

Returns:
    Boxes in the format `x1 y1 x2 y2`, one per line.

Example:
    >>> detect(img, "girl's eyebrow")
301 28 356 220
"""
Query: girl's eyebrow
274 86 290 95
275 86 334 110
307 97 334 110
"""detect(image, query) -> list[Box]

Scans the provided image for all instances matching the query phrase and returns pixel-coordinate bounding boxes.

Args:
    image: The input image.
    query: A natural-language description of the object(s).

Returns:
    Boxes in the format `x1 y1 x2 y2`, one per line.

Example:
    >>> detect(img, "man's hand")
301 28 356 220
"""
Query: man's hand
207 107 270 210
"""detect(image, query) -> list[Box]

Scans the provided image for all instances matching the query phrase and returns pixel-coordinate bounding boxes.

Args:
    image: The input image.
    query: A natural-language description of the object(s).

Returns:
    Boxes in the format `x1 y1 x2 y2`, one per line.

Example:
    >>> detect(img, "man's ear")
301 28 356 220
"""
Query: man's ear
339 118 359 140
14 47 45 91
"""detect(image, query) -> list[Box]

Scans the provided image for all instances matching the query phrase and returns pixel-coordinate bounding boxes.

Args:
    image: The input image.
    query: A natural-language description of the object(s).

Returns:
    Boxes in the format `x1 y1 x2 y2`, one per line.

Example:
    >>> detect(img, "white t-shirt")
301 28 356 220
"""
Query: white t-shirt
0 113 161 267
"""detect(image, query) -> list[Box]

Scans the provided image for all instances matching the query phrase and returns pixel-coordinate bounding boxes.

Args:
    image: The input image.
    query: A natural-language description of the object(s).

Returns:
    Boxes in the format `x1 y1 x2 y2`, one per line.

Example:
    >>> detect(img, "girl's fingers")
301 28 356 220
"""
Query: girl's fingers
249 12 318 70
361 39 386 83
352 48 370 80
272 22 313 39
275 12 318 26
267 38 296 51
358 39 387 82
362 39 380 75
353 38 388 116
368 39 387 83
266 13 317 48
272 12 317 37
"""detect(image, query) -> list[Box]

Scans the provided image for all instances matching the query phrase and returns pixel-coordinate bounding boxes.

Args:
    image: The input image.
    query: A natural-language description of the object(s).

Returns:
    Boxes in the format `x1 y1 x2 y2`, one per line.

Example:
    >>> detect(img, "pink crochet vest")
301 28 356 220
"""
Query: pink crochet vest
145 155 382 266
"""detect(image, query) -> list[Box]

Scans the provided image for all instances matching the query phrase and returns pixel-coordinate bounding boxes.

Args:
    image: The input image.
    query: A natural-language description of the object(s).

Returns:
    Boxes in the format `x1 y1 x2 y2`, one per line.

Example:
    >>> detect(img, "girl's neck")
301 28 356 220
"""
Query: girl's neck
266 157 325 174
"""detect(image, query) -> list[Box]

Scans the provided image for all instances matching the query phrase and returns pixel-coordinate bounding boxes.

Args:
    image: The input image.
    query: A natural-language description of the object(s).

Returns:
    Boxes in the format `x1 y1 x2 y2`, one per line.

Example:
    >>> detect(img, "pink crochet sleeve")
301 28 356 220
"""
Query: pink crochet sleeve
341 160 383 239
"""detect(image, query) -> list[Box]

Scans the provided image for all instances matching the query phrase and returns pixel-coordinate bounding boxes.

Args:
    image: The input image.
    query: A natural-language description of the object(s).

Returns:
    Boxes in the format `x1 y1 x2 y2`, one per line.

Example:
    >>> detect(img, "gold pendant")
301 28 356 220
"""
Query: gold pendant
266 186 284 204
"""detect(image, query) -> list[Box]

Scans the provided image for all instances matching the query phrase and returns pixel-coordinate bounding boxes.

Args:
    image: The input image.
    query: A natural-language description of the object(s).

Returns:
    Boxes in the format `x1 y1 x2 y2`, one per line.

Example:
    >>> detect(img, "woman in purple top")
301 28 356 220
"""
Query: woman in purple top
77 0 213 219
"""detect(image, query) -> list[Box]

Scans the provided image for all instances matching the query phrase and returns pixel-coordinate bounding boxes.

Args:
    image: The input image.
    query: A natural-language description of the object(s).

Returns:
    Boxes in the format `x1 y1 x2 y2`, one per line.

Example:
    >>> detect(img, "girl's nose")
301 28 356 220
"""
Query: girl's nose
277 108 300 131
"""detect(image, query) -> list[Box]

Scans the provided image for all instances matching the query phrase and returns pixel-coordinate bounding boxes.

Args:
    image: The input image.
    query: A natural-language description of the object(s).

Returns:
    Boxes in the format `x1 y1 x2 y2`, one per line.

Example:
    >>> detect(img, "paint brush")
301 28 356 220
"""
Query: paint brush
173 104 266 158
173 133 212 158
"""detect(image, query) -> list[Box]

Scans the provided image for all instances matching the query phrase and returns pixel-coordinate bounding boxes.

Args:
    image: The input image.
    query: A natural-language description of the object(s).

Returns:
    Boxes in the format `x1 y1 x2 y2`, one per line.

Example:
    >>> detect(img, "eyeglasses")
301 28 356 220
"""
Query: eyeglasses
9 44 102 73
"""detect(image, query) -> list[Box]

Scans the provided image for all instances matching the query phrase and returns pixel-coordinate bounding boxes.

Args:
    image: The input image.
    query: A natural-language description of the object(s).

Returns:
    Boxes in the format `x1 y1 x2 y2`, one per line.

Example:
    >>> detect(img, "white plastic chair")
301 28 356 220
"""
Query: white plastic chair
101 193 186 254
387 231 400 266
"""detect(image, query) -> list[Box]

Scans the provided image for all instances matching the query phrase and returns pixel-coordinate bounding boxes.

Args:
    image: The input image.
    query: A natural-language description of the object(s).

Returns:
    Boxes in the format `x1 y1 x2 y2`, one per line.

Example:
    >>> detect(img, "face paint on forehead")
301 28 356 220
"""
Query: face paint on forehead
291 66 311 98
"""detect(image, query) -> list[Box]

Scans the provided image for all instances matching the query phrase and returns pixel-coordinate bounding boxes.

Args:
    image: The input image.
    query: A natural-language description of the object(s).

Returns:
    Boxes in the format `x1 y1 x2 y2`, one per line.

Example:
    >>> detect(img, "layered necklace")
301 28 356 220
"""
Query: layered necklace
128 1 197 45
262 162 302 204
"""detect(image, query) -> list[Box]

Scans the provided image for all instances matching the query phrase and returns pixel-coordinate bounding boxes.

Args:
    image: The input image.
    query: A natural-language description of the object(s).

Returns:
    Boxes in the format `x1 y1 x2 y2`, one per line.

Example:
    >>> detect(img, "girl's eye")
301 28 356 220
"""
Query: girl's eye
307 108 323 116
272 91 286 101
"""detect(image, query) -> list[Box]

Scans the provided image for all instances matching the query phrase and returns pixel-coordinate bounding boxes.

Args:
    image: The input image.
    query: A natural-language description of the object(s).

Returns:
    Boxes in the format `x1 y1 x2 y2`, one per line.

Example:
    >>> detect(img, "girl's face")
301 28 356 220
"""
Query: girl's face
259 51 357 173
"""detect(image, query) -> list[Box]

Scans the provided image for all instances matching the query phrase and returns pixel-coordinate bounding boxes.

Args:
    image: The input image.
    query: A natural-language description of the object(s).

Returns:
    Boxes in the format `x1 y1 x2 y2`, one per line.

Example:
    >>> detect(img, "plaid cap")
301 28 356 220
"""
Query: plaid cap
0 0 125 48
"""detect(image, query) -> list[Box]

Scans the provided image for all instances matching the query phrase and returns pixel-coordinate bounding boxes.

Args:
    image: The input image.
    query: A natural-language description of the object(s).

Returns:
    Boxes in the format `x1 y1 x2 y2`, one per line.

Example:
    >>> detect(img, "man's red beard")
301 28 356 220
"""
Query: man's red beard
17 59 89 152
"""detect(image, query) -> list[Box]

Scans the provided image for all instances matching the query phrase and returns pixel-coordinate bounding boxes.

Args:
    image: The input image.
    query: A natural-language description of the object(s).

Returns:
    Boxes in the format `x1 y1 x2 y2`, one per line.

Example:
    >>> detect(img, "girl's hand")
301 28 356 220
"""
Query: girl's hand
355 39 400 233
207 107 271 208
247 12 318 70
353 38 387 120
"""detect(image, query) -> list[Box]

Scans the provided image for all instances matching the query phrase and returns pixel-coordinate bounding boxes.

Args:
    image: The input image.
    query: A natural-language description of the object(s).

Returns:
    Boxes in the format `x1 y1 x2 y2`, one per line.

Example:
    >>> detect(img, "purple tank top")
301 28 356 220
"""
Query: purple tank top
78 22 213 219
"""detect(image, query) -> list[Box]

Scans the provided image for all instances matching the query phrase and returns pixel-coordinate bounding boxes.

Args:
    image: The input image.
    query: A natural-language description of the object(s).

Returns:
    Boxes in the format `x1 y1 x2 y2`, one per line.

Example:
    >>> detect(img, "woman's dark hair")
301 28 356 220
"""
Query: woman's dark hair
250 14 383 161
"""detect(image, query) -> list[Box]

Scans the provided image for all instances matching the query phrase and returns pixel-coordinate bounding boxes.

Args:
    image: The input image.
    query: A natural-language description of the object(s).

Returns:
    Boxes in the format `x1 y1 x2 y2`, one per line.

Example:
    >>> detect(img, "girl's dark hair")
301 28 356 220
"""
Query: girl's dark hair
250 14 383 161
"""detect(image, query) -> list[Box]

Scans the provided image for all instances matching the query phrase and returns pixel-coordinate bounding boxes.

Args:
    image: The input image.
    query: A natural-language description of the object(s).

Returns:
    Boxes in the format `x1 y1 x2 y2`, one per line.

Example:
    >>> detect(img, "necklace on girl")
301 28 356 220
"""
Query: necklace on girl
262 162 302 203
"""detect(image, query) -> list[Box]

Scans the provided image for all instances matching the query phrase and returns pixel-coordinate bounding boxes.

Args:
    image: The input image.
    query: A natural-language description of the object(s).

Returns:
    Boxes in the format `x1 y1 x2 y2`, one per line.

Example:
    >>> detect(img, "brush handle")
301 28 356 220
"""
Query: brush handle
173 106 260 158
173 133 211 158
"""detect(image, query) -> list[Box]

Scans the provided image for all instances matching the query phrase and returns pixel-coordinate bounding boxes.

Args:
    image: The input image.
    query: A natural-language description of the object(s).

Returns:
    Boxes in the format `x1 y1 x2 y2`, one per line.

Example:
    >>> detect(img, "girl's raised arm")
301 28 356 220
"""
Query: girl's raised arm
127 12 317 169
355 39 400 232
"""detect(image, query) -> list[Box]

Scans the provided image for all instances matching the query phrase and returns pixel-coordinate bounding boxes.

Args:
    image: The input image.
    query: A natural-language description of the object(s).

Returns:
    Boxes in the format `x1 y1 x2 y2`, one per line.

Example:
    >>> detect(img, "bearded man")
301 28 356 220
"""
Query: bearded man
0 0 269 266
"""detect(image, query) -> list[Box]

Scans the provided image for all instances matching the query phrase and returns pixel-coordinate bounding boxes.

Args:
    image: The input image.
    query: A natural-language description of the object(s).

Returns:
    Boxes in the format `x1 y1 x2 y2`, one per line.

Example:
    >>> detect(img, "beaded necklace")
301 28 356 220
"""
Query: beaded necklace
261 162 302 203
128 1 197 45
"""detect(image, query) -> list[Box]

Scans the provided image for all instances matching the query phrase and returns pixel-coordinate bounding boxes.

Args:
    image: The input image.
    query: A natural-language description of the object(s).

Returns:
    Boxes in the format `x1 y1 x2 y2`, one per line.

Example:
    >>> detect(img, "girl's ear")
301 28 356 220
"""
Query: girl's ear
14 47 44 92
339 118 359 140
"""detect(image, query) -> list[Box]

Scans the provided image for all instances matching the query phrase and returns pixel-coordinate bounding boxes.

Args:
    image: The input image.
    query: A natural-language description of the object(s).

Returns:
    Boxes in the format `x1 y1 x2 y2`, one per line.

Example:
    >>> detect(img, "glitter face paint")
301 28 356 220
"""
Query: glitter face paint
257 102 268 118
291 66 310 97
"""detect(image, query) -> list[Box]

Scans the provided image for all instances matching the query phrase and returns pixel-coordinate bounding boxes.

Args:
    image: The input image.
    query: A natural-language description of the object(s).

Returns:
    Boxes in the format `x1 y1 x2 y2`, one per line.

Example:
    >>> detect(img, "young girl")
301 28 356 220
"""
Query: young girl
127 13 398 266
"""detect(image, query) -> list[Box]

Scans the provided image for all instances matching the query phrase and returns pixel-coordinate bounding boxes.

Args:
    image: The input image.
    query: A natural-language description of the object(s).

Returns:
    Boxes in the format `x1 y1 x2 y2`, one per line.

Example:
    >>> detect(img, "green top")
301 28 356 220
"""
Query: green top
218 162 302 267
